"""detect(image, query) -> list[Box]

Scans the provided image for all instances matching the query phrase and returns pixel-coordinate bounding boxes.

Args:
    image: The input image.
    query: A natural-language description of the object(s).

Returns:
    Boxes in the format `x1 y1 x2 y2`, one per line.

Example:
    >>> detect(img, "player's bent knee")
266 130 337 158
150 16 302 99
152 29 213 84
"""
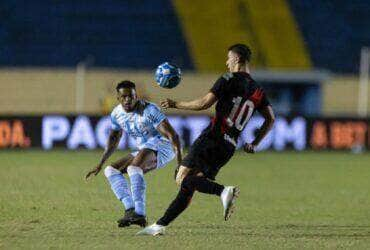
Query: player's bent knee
175 166 191 186
104 165 121 178
175 170 184 186
127 165 144 176
175 174 183 186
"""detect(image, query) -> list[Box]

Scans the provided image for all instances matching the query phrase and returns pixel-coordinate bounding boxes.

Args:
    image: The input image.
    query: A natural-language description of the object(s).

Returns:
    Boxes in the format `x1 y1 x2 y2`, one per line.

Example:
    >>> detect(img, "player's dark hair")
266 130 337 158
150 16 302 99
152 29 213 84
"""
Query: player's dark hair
228 44 252 63
116 80 136 92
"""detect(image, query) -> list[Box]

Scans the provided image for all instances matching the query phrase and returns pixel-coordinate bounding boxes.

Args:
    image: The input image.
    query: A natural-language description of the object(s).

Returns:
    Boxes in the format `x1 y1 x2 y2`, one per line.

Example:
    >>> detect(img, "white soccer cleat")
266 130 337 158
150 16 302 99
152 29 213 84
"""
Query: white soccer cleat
136 223 166 236
221 186 240 221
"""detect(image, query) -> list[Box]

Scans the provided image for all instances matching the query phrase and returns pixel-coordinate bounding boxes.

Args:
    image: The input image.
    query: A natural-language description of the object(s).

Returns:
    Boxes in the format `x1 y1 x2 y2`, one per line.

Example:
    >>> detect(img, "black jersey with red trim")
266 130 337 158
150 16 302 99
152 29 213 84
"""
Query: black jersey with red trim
208 72 270 144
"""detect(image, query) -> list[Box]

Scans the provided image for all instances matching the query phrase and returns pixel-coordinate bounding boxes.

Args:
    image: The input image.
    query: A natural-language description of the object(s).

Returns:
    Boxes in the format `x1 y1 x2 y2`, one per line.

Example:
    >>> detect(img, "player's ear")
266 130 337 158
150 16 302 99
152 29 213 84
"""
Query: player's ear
236 55 242 64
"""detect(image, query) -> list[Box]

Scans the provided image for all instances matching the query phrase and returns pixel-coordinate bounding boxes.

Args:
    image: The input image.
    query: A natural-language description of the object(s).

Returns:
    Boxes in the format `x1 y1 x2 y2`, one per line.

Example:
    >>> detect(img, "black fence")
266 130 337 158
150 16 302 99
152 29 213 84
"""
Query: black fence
0 115 369 151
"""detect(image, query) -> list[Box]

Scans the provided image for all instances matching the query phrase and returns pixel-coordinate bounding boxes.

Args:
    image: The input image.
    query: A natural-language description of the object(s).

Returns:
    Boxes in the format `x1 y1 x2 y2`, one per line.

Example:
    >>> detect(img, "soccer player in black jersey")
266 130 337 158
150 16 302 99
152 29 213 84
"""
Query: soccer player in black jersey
137 44 275 236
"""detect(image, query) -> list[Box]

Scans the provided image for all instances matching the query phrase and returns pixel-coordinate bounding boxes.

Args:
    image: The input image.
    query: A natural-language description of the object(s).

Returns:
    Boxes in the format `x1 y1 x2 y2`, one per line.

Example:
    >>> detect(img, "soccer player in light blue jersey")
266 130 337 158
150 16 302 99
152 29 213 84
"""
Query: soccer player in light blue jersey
86 80 182 228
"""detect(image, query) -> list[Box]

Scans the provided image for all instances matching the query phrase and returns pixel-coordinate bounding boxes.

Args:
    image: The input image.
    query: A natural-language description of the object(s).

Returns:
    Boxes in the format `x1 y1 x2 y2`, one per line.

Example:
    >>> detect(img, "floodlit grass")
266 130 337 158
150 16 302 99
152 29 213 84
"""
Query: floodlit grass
1 150 370 249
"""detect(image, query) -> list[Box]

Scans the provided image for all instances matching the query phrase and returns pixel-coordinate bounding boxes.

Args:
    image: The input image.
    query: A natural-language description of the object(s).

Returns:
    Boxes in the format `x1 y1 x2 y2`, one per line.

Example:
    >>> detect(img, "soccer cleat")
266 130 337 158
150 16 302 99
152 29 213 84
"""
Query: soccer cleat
129 212 148 228
221 186 240 221
136 223 166 236
117 208 135 227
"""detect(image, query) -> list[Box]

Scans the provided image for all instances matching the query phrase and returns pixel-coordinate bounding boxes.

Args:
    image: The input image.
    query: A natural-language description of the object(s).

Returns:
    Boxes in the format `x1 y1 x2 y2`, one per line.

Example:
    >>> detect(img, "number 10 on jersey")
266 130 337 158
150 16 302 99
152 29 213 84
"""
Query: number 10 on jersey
226 97 255 131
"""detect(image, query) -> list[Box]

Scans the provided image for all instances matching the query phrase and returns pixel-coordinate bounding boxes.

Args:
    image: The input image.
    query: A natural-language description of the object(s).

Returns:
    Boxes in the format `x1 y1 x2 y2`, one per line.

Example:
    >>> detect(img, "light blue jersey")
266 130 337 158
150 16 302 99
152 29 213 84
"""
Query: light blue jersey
110 100 175 168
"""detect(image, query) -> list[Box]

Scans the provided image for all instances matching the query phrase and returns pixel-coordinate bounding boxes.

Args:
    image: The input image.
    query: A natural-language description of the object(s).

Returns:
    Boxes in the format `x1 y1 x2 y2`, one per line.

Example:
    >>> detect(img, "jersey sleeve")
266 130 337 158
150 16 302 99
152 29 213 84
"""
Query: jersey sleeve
210 74 230 99
110 112 121 131
146 104 166 128
259 92 270 108
250 87 271 111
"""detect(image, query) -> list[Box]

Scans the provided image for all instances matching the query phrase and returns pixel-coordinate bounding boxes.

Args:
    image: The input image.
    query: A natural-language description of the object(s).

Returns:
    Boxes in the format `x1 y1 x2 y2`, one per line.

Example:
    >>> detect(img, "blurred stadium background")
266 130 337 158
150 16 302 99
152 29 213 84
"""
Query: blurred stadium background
0 0 369 151
1 0 370 249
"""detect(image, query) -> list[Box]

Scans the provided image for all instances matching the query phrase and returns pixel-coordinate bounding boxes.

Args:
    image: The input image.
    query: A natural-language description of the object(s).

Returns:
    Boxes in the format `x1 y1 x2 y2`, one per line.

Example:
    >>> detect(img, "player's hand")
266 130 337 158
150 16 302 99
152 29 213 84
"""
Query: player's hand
85 165 102 180
243 143 256 154
160 98 176 109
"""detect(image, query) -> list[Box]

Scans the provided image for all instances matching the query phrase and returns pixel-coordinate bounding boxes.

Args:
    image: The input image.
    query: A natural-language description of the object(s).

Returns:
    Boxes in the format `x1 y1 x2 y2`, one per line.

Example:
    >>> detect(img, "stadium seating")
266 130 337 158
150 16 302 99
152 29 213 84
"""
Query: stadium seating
0 0 369 73
0 0 193 69
288 0 370 73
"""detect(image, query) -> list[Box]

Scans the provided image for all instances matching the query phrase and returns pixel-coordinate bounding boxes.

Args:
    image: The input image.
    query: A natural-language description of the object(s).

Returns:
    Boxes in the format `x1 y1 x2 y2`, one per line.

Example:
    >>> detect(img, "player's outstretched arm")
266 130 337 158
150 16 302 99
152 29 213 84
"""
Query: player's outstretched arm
157 119 182 172
85 129 122 180
244 105 275 153
161 92 217 111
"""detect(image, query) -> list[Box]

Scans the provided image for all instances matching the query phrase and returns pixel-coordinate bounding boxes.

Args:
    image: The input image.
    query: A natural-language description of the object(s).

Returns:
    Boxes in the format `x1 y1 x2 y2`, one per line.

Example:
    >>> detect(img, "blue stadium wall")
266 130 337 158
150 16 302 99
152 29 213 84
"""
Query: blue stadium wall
0 0 369 73
288 0 370 73
0 0 194 69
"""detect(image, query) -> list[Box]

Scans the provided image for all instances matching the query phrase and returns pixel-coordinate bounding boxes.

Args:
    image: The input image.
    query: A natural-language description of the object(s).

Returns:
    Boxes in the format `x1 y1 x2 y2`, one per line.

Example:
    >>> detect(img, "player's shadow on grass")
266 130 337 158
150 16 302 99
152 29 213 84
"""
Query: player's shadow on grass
182 224 370 238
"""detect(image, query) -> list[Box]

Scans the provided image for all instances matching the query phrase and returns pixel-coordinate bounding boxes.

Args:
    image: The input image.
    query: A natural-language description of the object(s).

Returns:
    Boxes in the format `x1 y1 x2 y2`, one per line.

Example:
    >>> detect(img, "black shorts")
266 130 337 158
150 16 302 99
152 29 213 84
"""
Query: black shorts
181 131 235 180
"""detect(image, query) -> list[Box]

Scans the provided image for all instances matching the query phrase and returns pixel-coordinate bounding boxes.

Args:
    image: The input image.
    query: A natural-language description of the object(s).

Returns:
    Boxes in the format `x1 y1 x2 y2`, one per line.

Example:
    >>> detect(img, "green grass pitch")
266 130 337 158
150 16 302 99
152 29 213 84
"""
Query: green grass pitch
1 150 370 249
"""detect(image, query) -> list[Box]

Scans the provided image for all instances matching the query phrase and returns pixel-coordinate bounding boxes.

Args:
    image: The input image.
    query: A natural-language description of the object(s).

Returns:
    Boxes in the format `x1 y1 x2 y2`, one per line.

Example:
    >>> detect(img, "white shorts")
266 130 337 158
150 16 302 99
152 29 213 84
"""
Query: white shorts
131 137 175 169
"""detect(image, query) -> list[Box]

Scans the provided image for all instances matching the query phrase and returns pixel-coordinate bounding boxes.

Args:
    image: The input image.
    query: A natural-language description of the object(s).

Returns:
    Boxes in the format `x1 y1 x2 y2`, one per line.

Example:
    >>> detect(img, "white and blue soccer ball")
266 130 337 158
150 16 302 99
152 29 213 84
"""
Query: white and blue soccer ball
155 62 181 89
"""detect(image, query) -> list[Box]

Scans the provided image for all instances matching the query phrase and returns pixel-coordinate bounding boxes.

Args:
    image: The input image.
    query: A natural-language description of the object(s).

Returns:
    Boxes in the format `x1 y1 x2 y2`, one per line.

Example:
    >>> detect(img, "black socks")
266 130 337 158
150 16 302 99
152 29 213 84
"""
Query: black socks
157 175 224 226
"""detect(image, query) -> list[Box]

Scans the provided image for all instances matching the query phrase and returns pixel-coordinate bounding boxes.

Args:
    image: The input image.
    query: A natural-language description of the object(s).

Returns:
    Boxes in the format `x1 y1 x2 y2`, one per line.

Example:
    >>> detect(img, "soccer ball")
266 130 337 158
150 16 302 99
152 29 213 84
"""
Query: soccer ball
155 62 181 89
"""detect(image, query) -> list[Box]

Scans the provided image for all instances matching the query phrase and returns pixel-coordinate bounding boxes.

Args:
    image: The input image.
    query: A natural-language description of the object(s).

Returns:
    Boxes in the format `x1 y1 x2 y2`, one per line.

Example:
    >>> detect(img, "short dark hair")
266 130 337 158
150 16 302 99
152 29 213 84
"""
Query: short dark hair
116 80 136 92
228 44 252 63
